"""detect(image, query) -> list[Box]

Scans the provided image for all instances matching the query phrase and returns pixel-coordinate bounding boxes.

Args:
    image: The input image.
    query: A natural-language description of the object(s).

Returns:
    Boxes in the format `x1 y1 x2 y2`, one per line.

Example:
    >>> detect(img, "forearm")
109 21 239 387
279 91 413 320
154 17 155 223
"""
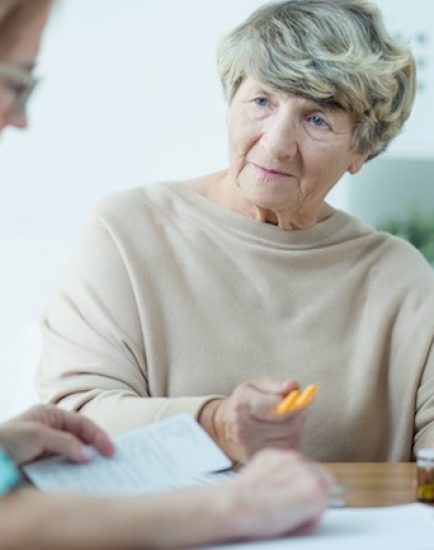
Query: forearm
0 486 241 549
0 489 113 550
61 392 222 435
414 343 434 455
121 485 242 548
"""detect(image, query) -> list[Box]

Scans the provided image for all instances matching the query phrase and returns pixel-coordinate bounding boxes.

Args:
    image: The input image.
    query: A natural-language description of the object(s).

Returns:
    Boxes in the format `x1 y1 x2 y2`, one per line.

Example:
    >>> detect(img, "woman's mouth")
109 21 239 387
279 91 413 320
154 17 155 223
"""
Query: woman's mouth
250 162 292 180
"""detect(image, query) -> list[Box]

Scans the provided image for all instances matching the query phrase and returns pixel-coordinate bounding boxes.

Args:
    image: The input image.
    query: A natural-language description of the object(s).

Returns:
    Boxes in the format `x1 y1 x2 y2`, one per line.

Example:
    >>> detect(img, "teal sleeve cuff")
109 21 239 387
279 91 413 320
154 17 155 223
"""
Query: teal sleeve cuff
0 446 21 496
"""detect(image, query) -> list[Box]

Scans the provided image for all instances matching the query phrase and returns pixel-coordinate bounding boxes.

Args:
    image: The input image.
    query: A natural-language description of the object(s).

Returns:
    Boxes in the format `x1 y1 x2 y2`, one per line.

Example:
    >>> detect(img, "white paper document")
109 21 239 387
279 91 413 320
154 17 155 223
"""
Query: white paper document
24 413 232 496
208 503 434 550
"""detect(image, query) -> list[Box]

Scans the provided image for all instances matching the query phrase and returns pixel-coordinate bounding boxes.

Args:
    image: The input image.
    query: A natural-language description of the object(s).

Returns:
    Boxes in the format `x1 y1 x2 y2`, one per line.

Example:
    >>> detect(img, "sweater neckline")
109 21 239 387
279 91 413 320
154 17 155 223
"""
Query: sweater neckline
165 180 369 249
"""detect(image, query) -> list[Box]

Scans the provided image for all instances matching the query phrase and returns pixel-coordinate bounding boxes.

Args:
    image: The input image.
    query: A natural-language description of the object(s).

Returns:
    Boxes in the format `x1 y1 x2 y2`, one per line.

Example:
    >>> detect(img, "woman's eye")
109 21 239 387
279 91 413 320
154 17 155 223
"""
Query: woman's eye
254 97 269 107
308 114 329 128
6 81 26 97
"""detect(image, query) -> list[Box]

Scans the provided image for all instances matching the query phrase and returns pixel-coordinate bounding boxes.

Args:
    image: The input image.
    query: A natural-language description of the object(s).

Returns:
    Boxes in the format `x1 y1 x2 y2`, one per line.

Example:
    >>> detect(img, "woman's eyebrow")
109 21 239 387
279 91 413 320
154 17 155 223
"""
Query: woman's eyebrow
312 99 345 112
250 85 275 96
21 62 36 72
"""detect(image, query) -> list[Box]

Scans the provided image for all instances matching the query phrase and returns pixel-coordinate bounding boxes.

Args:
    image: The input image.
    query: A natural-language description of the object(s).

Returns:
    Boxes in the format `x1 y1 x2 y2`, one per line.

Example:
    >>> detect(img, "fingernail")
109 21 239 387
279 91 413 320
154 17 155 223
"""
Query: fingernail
328 497 346 508
328 484 346 508
80 446 97 462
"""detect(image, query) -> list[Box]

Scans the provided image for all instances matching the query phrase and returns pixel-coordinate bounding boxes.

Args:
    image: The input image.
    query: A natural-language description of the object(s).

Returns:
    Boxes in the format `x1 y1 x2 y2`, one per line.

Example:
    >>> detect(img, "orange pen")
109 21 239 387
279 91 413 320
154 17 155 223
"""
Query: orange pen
274 384 318 415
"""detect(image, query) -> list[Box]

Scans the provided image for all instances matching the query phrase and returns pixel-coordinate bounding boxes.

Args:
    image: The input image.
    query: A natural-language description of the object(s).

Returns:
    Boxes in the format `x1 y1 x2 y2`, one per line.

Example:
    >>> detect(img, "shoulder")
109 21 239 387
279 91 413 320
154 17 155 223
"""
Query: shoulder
338 211 432 269
79 182 195 243
63 185 179 282
333 210 434 293
362 231 434 307
91 182 179 223
372 231 433 278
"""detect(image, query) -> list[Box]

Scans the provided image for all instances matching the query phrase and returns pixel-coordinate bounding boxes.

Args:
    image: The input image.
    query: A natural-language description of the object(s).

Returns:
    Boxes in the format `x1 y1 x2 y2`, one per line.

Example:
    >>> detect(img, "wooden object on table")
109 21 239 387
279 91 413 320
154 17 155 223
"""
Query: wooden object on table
325 463 416 507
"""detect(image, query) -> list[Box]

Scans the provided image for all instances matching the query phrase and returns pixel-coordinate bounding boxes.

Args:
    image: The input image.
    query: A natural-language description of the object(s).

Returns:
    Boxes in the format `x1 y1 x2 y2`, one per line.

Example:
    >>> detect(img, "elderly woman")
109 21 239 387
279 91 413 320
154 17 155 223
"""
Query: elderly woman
38 0 434 464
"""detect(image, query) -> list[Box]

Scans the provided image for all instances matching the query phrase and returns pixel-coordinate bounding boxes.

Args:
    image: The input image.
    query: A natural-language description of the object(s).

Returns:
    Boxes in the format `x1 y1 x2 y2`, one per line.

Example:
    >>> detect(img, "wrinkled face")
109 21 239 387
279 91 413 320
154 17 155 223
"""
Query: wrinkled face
226 77 366 225
0 6 49 133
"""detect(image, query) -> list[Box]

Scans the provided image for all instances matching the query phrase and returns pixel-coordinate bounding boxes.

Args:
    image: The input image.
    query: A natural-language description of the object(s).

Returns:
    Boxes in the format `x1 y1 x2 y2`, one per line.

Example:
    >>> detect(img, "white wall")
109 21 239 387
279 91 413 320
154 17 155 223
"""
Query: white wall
0 0 432 420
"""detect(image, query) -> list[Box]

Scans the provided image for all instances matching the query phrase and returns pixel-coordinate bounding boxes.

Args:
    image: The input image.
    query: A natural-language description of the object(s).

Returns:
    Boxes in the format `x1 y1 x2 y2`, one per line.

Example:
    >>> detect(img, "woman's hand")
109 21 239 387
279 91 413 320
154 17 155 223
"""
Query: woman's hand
0 404 115 466
200 378 309 463
224 448 333 539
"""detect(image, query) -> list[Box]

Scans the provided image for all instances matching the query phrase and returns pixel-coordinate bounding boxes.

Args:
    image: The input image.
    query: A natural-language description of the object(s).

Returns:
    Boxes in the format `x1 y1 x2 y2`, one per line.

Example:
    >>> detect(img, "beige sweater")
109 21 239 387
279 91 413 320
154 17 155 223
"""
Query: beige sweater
38 181 434 462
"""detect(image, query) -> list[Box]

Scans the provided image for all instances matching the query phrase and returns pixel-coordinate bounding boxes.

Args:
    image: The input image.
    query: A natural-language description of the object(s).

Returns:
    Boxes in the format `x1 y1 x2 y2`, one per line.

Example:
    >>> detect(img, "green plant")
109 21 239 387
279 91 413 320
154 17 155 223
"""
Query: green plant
377 211 434 264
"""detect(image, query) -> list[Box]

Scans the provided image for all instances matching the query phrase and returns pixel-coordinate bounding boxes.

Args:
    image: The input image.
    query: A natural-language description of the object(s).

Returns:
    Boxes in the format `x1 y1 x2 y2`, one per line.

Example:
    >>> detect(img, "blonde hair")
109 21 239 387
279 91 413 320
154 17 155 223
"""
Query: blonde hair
217 0 416 160
0 0 53 54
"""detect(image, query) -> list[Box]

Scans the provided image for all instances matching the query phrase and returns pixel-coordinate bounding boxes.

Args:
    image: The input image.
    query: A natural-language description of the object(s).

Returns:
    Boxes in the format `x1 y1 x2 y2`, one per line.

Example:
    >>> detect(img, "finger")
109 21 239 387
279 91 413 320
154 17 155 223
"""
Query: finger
245 380 302 420
248 378 299 396
289 515 323 536
92 428 116 457
12 403 49 423
253 399 310 425
249 448 300 467
35 426 97 463
236 419 306 456
247 413 304 439
55 411 115 457
245 395 302 422
31 407 115 458
253 438 301 454
310 462 335 493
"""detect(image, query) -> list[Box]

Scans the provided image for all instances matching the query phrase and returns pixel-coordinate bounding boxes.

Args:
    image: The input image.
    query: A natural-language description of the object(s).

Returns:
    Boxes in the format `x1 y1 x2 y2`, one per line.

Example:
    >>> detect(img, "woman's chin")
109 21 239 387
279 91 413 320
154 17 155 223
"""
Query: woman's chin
239 181 293 212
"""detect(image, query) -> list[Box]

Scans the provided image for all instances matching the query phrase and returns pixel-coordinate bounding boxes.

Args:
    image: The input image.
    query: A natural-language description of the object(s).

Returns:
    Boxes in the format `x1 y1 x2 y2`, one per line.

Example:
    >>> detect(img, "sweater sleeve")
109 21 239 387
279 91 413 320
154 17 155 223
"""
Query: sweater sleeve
414 337 434 453
37 216 218 435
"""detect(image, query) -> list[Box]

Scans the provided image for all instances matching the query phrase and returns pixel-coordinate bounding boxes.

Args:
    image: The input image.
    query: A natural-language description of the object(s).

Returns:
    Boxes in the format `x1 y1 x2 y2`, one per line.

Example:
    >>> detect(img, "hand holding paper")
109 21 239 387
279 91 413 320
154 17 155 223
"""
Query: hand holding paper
24 413 231 496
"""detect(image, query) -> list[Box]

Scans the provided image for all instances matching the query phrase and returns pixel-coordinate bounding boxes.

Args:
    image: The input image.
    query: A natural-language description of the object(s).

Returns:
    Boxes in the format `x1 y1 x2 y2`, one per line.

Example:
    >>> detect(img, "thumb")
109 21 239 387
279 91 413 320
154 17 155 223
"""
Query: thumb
250 377 299 396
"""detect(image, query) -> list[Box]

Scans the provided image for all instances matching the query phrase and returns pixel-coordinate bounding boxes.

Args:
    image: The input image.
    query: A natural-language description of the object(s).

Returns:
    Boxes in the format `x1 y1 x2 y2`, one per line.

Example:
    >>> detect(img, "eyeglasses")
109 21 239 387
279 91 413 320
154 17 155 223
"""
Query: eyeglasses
0 62 38 116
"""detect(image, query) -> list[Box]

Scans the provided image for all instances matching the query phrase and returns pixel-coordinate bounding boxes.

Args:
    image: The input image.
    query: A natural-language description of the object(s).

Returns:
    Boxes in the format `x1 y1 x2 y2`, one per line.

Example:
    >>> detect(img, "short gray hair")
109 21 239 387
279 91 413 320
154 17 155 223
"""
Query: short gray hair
217 0 416 160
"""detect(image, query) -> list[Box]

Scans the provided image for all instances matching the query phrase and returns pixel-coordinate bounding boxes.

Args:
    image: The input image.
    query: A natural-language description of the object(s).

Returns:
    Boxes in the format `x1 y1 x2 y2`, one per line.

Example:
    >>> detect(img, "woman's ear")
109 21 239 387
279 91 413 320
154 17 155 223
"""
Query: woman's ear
348 153 368 175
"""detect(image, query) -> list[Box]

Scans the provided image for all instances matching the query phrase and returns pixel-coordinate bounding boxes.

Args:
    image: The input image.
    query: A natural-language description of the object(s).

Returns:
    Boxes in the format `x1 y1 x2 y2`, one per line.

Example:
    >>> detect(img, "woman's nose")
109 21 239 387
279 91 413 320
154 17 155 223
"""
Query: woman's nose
7 110 28 129
261 114 298 158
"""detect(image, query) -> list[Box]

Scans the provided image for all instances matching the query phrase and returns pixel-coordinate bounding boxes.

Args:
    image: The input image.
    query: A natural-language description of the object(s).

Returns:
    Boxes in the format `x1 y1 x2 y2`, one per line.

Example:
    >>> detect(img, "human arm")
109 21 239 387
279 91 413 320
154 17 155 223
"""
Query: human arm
199 377 311 463
37 210 223 434
0 405 114 465
0 449 332 549
414 337 434 453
